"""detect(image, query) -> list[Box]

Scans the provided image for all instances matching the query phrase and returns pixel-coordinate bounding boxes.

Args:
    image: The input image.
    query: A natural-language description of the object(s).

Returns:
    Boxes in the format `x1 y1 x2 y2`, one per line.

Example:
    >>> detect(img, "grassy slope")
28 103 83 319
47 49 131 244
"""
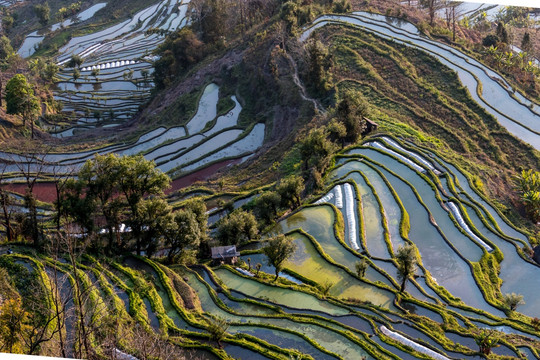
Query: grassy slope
299 23 539 228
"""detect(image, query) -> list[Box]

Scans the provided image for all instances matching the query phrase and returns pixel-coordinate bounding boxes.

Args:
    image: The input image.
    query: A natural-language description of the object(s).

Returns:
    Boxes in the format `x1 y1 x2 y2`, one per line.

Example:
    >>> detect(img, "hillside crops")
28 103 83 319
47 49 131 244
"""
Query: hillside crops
3 136 540 359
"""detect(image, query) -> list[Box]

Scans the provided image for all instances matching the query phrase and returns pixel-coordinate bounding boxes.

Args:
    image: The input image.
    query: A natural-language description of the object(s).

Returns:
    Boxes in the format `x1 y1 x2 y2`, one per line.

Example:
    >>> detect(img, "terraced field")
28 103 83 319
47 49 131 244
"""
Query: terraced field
301 12 540 151
2 4 540 358
3 135 539 359
19 0 191 132
0 83 265 180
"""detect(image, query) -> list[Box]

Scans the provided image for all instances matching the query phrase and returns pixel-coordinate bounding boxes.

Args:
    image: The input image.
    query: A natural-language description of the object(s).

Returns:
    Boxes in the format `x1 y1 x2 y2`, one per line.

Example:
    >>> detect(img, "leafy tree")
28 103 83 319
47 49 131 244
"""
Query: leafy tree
0 35 14 63
58 177 96 235
67 54 83 68
333 0 351 13
276 175 304 209
190 0 227 45
521 32 533 57
33 3 50 26
117 154 170 255
68 1 82 15
336 89 369 143
396 244 418 292
164 208 202 263
280 1 298 33
255 263 262 277
475 330 499 355
531 317 540 332
263 234 297 281
41 62 59 82
514 169 540 222
57 7 69 20
299 127 337 172
153 27 206 89
183 198 209 240
305 39 333 95
136 198 174 258
5 74 41 138
2 16 13 34
326 118 347 148
254 191 281 223
503 292 525 312
355 259 369 278
496 22 509 45
215 210 258 245
78 154 124 249
321 280 333 296
65 154 172 254
91 68 100 79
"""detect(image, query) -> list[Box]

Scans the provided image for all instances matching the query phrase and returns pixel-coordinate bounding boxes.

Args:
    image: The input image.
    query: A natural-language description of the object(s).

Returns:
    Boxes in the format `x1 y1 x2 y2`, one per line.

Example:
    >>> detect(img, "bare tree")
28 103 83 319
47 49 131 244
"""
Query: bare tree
420 0 446 26
19 279 70 356
0 163 15 242
129 324 190 360
8 141 51 247
443 1 465 42
45 234 75 357
50 164 76 233
55 229 113 359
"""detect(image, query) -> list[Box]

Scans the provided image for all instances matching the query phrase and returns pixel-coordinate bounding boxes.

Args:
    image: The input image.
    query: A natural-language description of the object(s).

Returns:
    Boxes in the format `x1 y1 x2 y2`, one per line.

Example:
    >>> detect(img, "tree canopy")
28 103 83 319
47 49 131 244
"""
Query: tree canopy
263 234 297 281
514 169 540 222
396 244 418 292
60 154 173 255
33 3 50 26
215 210 258 245
5 74 41 137
0 36 14 63
335 89 369 143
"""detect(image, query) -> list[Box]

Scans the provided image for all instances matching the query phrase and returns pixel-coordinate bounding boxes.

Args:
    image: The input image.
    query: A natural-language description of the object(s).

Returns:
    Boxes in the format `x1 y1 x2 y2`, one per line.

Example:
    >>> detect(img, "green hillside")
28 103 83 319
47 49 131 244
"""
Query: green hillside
0 0 539 358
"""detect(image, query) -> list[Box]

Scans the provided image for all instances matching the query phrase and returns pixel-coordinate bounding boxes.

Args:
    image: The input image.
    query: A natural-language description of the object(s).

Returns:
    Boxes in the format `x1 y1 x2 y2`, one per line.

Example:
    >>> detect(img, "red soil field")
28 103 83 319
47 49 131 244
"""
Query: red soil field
3 158 242 202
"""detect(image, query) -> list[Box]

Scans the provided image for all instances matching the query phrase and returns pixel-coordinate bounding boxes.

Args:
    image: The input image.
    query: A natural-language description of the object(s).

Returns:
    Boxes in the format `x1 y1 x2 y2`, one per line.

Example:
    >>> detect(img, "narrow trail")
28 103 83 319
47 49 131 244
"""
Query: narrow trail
285 52 326 114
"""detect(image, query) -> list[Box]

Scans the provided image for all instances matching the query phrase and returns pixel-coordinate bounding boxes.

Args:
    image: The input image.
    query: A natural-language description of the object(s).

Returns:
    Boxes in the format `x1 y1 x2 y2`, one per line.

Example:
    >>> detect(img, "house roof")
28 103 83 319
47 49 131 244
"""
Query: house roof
211 245 240 259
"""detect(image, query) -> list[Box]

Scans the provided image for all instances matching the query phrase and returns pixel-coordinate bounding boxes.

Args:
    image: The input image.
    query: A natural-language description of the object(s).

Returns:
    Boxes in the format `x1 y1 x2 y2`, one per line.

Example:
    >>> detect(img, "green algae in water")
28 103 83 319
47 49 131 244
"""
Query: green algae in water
279 205 394 288
273 229 395 307
188 270 374 359
359 148 484 262
368 163 503 316
214 267 349 315
329 159 367 181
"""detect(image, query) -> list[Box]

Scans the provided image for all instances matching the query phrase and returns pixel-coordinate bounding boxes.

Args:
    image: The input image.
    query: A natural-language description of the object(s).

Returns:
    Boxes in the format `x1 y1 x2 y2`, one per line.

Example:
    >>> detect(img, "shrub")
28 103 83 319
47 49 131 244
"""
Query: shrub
482 34 499 47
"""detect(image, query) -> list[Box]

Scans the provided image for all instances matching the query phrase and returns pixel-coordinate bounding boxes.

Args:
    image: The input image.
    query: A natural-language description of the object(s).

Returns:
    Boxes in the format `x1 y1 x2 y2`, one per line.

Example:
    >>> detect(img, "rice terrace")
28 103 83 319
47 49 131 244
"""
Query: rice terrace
0 0 539 359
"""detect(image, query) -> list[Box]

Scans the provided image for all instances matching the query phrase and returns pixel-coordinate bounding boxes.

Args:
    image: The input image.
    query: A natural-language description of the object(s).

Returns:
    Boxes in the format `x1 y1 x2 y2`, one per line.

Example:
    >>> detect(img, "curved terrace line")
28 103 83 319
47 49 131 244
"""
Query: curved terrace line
301 13 540 150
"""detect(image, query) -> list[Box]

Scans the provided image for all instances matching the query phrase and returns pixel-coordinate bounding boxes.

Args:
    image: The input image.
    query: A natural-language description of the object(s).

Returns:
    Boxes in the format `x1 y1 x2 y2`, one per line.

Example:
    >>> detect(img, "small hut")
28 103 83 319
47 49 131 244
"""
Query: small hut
211 245 240 265
362 117 378 136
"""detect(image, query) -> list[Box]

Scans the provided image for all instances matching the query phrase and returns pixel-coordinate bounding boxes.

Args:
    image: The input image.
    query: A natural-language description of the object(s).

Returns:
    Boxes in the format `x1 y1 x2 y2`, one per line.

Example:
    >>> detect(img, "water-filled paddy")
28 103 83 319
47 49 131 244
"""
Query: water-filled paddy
302 13 540 149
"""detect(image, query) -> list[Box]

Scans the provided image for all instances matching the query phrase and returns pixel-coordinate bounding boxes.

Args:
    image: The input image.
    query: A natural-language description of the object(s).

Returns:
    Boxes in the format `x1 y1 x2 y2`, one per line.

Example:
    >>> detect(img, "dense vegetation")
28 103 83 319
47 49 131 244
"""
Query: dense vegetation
0 0 540 359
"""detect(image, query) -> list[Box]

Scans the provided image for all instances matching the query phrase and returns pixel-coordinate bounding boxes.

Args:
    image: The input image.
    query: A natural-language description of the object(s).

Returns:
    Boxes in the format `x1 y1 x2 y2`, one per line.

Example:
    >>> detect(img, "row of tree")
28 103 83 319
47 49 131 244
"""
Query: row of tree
0 151 309 264
55 154 210 262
